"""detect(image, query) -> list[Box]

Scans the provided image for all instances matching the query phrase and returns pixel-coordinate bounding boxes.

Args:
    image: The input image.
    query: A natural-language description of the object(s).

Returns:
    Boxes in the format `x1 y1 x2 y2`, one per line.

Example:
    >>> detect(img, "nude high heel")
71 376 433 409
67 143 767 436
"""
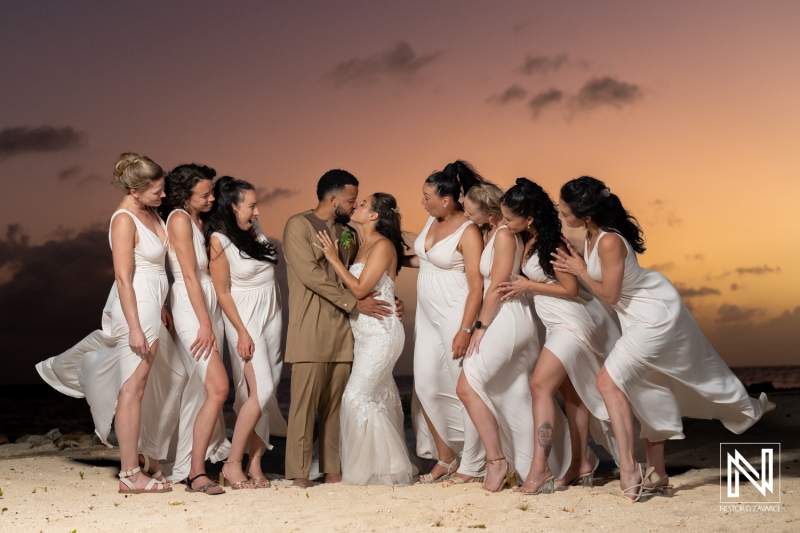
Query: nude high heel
484 457 518 492
246 454 270 488
643 468 674 496
219 460 256 490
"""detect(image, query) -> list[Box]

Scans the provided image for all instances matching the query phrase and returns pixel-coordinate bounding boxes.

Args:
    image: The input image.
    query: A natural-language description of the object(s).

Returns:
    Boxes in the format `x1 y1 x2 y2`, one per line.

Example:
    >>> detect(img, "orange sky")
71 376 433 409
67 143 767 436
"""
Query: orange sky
1 1 799 371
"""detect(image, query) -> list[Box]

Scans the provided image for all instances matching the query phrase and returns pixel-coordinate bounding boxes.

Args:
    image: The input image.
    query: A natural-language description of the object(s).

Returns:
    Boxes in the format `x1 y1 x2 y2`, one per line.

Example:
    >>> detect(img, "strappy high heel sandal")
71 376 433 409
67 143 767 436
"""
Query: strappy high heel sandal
621 465 649 502
185 473 225 495
643 468 674 496
556 471 594 489
246 454 270 488
118 467 171 494
513 474 555 495
219 460 256 490
484 457 519 493
419 457 459 484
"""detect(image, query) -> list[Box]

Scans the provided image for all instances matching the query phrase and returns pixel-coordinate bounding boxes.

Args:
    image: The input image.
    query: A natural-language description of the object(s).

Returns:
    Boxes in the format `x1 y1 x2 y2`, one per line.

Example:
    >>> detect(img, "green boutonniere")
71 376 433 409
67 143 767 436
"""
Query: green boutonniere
339 228 354 250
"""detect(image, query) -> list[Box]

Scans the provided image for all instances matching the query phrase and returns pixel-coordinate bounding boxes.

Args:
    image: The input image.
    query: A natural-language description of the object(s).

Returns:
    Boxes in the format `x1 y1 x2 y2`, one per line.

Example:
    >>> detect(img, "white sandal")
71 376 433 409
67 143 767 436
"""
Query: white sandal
118 466 172 494
419 457 459 484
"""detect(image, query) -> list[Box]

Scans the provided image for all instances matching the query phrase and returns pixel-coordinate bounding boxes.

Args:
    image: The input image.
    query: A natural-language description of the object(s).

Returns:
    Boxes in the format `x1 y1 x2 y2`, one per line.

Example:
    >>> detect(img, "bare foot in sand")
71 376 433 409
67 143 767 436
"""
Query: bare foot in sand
324 473 342 484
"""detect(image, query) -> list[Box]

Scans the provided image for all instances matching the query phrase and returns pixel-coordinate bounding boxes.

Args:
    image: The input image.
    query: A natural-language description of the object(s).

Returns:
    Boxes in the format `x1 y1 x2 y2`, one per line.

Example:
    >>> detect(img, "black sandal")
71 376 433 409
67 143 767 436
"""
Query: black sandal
185 473 225 495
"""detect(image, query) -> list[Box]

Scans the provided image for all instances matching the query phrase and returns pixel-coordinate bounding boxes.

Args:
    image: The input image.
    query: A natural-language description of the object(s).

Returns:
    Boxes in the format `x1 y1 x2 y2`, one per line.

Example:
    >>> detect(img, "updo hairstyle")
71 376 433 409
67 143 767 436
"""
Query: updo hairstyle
112 152 164 192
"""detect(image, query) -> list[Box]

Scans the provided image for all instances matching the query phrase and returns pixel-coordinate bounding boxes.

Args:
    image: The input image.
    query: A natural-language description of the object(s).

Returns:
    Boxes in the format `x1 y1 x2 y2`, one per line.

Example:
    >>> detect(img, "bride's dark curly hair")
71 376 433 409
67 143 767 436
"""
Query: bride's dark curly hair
203 176 278 264
370 193 408 274
158 163 216 218
560 176 645 254
501 178 561 279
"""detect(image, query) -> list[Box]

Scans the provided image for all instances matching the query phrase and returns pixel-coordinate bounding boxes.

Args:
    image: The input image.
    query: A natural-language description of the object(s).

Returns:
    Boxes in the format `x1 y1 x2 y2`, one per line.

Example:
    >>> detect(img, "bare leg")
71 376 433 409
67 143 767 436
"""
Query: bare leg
187 350 228 492
596 367 642 500
518 349 565 493
117 341 166 490
222 360 261 488
643 439 668 489
419 404 458 481
456 372 506 492
556 376 594 486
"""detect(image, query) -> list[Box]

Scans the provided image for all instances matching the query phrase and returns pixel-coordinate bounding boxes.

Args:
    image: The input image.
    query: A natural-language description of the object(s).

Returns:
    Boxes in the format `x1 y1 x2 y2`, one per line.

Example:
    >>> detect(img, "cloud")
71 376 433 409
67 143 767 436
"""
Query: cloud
571 76 643 112
0 126 86 160
57 164 102 186
686 254 704 261
730 283 741 291
528 89 564 118
520 54 570 75
647 262 674 273
676 284 721 298
717 304 765 323
257 187 299 205
486 85 528 105
327 41 441 87
735 265 781 276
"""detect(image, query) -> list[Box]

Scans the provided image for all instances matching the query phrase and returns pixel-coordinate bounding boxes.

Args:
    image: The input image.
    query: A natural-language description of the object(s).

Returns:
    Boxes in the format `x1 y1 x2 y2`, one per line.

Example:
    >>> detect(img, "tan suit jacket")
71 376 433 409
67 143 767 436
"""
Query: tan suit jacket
283 210 358 363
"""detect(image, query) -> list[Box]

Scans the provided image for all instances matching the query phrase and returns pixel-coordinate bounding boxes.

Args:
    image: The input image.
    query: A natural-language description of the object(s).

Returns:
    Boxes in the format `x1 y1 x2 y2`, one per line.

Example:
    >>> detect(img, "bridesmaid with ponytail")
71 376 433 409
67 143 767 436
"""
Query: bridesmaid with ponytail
405 160 486 484
553 176 773 501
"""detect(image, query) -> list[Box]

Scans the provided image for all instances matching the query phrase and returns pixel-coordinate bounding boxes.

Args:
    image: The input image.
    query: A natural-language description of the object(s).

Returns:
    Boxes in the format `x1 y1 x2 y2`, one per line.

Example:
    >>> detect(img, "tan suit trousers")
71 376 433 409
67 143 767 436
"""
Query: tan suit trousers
285 362 351 479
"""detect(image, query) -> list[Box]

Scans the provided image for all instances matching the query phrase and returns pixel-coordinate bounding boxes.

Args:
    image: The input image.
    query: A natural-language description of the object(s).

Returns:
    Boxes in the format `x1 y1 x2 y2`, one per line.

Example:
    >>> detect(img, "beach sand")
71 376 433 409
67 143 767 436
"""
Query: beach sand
0 392 797 532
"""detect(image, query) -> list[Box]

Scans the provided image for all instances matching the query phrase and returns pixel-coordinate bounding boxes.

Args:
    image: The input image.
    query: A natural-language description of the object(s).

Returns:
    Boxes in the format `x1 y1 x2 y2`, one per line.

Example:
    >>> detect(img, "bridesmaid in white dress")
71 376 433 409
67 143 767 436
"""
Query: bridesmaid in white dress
553 176 774 501
458 182 568 492
493 178 620 495
405 161 486 484
37 153 182 493
162 164 230 493
314 193 415 486
207 177 285 490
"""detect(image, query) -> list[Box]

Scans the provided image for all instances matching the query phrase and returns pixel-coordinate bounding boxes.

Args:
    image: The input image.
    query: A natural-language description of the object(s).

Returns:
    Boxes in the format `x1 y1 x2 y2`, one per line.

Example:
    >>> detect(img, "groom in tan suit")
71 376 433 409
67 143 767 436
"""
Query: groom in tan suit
283 169 392 488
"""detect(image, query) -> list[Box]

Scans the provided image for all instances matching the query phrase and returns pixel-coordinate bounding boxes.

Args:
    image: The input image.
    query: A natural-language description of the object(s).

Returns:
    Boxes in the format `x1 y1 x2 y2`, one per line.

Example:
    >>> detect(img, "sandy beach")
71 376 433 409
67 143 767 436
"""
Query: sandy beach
1 391 797 532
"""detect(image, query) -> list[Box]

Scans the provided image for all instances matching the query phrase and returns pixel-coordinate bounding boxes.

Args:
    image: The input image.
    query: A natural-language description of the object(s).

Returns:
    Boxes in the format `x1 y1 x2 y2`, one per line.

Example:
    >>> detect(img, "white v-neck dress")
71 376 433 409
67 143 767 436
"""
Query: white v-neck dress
212 228 286 450
37 209 186 460
463 226 570 481
165 210 230 481
587 231 773 441
411 216 485 477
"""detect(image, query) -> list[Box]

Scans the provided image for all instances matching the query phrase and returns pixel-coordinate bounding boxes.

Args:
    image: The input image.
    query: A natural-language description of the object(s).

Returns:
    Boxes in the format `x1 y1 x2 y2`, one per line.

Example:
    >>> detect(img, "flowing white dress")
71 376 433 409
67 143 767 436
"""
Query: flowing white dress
36 209 185 460
522 253 621 464
411 216 485 477
166 210 230 481
340 264 414 485
587 231 773 441
212 230 287 450
463 227 571 481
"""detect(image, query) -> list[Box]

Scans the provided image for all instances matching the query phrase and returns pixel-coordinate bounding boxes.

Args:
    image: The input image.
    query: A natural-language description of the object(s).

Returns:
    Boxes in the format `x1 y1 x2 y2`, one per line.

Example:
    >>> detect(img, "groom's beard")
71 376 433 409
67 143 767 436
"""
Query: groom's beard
333 205 351 226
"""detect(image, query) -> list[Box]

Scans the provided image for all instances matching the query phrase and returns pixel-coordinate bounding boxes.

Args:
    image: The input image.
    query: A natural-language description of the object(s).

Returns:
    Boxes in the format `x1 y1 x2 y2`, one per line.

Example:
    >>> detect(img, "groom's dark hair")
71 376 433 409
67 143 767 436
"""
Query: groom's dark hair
316 169 359 201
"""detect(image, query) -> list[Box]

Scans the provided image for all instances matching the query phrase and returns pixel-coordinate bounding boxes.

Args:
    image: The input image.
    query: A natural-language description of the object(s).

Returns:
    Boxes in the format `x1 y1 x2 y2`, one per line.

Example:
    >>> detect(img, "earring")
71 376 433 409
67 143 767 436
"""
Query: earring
182 203 188 210
133 195 140 206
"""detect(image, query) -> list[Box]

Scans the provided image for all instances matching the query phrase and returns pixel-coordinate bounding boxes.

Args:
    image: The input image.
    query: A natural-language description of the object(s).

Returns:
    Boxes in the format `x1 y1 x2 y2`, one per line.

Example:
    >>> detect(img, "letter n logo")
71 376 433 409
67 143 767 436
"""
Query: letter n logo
720 443 780 504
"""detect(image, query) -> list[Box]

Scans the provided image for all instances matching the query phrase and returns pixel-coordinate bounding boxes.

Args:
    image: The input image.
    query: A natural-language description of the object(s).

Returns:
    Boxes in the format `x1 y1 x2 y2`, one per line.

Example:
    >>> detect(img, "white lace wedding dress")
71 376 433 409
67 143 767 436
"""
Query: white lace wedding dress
339 263 414 486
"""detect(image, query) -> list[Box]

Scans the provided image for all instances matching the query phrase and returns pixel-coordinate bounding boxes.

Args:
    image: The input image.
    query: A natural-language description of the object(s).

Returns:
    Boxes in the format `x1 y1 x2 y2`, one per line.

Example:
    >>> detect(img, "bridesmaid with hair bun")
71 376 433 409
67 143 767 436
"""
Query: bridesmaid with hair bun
37 152 184 494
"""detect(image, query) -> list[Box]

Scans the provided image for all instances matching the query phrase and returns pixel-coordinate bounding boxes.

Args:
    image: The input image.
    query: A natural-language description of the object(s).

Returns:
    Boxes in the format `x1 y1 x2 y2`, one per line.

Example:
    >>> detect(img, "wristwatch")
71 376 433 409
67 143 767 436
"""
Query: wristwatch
475 321 489 330
460 327 472 334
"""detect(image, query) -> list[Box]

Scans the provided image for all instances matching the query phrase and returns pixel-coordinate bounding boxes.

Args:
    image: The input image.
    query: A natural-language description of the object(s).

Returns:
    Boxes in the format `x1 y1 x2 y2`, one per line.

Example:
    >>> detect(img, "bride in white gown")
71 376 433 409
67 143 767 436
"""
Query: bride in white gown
314 192 414 486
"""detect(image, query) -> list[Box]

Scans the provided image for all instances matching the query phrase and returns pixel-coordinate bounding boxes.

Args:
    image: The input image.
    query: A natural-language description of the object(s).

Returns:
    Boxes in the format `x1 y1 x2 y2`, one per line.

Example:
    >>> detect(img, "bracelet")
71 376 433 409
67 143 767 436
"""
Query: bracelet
460 327 472 334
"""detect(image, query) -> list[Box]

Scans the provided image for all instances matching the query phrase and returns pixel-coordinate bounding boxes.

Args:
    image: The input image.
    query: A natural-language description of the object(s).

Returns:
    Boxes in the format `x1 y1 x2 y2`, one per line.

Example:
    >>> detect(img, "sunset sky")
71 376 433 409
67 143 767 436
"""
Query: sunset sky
2 1 798 381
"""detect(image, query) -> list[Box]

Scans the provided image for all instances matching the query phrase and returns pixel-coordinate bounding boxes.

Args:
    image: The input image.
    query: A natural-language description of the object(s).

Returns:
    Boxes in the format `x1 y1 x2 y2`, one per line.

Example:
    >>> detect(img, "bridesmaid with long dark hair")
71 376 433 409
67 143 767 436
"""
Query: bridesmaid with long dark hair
162 164 229 494
496 178 620 495
553 176 773 501
207 177 285 489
